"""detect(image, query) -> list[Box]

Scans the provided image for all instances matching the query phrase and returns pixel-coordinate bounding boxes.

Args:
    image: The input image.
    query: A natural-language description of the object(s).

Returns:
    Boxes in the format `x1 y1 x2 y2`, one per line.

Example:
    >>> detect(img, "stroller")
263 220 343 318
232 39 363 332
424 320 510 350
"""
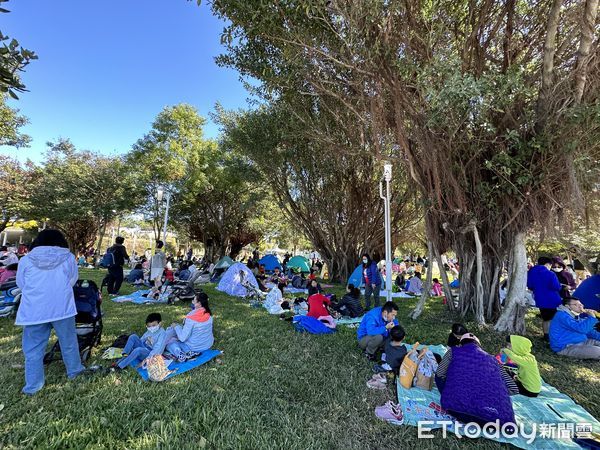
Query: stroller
167 270 204 304
44 279 103 364
0 278 21 318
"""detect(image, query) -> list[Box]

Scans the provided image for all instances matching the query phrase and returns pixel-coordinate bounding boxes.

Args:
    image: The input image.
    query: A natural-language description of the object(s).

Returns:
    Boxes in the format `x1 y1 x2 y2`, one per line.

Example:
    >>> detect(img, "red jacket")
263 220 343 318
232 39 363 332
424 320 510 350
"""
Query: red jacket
307 293 330 318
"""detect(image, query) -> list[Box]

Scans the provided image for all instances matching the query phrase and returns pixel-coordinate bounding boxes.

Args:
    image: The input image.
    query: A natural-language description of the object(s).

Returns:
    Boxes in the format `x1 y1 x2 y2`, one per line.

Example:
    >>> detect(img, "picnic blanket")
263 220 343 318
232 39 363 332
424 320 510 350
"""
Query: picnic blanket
396 343 600 449
265 282 307 295
111 290 167 304
360 290 415 299
336 316 363 326
136 349 222 381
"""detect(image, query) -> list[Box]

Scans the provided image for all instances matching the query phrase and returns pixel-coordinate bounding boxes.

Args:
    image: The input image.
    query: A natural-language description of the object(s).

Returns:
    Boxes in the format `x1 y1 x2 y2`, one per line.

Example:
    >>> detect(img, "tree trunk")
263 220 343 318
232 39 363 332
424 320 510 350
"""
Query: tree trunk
495 232 528 334
472 223 485 324
573 0 599 104
433 243 455 312
96 221 107 258
409 240 434 320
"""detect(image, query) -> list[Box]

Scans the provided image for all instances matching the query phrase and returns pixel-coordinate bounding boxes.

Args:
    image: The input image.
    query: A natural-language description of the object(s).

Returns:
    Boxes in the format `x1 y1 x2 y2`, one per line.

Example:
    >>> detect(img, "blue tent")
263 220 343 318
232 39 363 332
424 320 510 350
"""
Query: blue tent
348 265 364 288
573 274 600 311
258 254 282 273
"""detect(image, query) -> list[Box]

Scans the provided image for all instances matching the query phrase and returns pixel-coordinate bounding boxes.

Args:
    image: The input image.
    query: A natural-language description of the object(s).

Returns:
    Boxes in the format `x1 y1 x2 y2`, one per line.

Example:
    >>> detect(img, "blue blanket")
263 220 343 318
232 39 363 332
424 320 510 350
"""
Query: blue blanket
137 349 222 381
293 315 336 334
111 290 166 304
396 343 600 449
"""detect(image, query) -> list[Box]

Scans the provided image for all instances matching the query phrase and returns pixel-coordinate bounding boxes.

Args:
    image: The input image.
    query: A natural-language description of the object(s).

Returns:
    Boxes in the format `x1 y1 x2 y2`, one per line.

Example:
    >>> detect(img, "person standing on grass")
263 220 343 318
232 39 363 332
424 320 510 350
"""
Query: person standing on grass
150 240 166 288
357 302 399 360
527 256 562 341
15 229 87 395
105 236 129 295
362 253 382 310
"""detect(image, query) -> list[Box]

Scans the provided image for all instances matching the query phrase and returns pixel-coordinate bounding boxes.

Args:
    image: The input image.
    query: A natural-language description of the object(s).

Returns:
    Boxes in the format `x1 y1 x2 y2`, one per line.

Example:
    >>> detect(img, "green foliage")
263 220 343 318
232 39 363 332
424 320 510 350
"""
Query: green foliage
0 154 33 232
128 104 211 238
0 0 37 98
26 139 145 251
0 93 30 147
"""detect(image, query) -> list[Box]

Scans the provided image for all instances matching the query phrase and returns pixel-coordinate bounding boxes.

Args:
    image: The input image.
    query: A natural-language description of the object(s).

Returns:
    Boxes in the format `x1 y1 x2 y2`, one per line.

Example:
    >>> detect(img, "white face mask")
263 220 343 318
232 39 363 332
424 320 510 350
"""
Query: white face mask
362 259 368 264
553 268 563 272
147 325 160 333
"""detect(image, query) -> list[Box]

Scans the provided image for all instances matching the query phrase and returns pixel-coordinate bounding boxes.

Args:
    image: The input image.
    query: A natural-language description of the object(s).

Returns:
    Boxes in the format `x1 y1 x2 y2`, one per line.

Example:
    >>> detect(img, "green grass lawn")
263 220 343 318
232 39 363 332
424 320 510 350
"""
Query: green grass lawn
0 269 598 449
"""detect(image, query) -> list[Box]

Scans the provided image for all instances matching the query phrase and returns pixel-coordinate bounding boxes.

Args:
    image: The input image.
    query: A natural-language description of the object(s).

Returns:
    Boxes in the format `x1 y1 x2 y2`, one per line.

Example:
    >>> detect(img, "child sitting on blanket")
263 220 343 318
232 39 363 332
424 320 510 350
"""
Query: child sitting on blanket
112 313 166 371
373 325 408 374
447 323 468 347
501 335 541 398
431 278 443 297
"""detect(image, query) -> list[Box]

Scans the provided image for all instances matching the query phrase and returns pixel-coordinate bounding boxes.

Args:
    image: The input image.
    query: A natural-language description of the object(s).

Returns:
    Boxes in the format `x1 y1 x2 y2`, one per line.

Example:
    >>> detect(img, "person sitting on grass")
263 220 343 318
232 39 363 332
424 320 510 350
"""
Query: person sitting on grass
176 262 191 281
373 325 407 374
431 278 443 297
112 313 166 371
307 292 331 320
500 335 542 397
447 323 469 347
0 262 17 284
127 263 145 284
158 292 215 362
407 272 423 295
549 296 600 360
307 278 323 297
357 302 399 361
331 284 364 318
436 333 518 428
270 267 286 285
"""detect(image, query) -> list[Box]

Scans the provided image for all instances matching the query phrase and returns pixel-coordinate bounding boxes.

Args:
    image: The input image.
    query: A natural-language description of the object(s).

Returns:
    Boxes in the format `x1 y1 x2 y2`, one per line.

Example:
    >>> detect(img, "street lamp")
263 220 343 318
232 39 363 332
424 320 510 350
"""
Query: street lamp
379 163 393 303
156 186 171 244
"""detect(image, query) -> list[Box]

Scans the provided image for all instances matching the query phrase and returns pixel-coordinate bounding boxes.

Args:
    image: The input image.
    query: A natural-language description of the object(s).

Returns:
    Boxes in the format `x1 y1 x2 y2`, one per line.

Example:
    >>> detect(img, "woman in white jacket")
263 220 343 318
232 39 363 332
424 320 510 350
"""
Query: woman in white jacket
16 229 86 395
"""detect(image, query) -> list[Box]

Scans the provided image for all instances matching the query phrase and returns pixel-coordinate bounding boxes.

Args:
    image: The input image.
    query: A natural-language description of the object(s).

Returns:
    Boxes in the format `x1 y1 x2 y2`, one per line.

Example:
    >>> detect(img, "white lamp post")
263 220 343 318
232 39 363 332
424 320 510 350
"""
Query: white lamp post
156 186 171 245
379 163 393 303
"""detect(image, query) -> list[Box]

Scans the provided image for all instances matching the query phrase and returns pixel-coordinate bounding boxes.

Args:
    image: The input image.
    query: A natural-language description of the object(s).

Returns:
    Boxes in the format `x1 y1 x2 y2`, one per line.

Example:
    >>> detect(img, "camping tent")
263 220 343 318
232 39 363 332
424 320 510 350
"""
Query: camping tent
214 256 235 270
258 254 282 272
348 265 364 288
216 263 259 297
287 255 311 273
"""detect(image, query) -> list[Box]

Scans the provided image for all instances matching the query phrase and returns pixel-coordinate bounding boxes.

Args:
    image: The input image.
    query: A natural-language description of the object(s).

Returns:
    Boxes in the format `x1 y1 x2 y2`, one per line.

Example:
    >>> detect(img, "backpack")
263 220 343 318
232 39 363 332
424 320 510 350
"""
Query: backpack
100 249 116 268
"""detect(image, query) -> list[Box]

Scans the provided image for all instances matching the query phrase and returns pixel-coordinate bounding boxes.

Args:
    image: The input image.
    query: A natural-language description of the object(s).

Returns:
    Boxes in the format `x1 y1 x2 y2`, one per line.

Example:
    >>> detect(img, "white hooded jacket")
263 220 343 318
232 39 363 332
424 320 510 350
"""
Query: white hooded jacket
16 246 78 326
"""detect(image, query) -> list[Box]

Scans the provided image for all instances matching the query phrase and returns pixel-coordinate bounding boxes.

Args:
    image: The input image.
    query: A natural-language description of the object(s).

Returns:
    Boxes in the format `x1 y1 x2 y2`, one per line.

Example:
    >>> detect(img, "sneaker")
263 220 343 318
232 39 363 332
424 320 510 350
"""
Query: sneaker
185 351 200 360
372 373 387 383
177 352 187 363
375 401 404 425
367 378 387 390
372 364 389 374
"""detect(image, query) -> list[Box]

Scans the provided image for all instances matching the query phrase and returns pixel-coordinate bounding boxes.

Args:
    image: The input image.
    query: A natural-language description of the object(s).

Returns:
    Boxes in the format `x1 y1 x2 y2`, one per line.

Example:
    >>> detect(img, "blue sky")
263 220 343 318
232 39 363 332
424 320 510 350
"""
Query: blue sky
0 0 250 162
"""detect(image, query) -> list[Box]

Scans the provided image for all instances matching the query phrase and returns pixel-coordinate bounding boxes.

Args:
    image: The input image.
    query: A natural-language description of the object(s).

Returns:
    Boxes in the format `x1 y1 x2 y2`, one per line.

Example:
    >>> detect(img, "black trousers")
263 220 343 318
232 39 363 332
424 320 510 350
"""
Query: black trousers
106 265 124 294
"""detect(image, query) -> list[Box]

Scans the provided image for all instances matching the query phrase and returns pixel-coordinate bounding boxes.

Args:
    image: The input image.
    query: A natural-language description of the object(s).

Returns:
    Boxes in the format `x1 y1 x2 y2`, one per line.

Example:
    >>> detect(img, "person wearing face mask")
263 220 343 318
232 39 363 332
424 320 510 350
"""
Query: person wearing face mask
113 313 166 370
549 297 600 359
361 253 382 310
157 292 215 362
527 256 562 341
551 257 577 297
357 301 399 360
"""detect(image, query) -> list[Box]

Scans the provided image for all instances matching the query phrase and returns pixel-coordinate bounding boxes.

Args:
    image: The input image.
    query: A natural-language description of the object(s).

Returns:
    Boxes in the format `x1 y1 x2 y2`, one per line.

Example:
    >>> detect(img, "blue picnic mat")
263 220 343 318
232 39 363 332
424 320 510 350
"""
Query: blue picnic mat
336 316 363 326
396 343 600 449
111 290 166 304
137 349 222 381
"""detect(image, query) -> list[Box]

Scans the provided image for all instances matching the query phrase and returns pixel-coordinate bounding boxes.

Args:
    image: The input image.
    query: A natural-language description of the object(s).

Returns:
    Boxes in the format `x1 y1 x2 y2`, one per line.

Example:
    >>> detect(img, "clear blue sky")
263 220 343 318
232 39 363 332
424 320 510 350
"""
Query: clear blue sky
0 0 250 162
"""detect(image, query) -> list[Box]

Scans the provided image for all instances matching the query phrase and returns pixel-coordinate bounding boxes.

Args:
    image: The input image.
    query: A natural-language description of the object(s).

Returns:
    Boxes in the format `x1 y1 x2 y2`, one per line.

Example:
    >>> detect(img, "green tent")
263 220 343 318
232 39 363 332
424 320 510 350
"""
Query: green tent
214 256 235 270
287 255 311 273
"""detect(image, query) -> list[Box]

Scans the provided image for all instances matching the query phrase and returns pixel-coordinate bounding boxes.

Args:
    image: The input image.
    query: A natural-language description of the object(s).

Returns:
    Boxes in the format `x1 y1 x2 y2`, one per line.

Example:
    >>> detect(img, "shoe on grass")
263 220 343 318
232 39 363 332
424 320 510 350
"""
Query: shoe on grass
372 364 389 374
366 378 387 390
375 401 404 425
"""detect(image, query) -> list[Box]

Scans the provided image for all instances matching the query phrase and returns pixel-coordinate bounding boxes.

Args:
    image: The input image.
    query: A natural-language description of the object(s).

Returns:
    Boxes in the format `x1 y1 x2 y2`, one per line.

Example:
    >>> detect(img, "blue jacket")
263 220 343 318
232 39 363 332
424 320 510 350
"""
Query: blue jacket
357 306 398 340
362 261 382 286
527 265 561 309
549 306 600 353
